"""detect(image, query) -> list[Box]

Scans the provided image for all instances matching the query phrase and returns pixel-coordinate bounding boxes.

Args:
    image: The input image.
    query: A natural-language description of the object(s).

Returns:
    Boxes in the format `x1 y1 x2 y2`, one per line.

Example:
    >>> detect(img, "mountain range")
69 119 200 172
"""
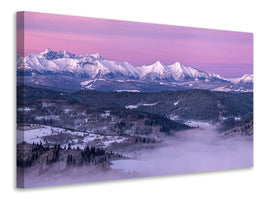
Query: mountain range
17 49 253 92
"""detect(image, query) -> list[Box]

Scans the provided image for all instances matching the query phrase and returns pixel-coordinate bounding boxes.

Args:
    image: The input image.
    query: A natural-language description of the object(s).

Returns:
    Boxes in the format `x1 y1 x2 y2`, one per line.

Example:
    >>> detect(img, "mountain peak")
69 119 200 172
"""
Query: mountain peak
19 49 253 91
39 49 75 60
227 74 253 84
154 61 164 66
40 48 53 54
171 61 181 66
241 74 253 78
151 61 166 69
90 53 102 59
240 74 253 83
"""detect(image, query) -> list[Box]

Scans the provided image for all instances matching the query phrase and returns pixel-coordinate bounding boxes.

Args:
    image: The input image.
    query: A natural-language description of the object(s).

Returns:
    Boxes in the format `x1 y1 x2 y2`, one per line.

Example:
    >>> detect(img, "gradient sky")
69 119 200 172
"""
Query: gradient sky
17 12 253 77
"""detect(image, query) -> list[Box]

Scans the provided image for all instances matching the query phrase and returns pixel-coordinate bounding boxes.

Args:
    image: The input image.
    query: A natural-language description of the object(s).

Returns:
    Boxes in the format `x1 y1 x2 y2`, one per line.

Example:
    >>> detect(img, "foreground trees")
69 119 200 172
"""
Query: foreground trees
17 142 123 170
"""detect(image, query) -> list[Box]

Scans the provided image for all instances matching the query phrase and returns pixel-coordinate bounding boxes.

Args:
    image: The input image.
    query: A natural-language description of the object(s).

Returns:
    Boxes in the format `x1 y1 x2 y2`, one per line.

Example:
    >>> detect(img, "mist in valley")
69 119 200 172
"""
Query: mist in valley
19 123 253 188
112 124 253 177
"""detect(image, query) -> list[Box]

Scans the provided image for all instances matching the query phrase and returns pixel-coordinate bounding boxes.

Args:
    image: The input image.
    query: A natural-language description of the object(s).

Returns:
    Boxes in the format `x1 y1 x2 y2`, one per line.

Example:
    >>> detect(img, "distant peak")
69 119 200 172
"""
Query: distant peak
242 74 253 78
170 62 182 67
121 61 131 66
152 61 166 67
154 61 162 64
39 48 75 59
90 53 102 59
227 73 254 84
41 48 53 54
58 50 68 54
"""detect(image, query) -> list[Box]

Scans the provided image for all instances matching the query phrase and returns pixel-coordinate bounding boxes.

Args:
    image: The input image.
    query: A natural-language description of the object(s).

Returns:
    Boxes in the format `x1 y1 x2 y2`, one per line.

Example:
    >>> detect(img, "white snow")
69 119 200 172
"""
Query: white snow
17 125 127 149
125 104 139 109
64 108 72 113
227 74 254 84
184 121 212 129
17 125 62 144
137 61 171 80
102 136 126 147
125 102 158 109
213 86 232 92
21 49 253 91
101 111 111 118
24 49 140 80
116 80 126 82
159 82 168 85
80 80 95 86
35 115 59 120
168 115 180 121
115 90 140 92
142 102 159 106
174 100 180 106
17 107 33 112
42 102 55 108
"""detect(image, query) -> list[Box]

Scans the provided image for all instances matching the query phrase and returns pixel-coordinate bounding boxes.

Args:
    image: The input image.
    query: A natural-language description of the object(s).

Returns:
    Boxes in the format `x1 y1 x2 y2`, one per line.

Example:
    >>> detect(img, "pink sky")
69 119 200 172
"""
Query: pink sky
17 11 253 77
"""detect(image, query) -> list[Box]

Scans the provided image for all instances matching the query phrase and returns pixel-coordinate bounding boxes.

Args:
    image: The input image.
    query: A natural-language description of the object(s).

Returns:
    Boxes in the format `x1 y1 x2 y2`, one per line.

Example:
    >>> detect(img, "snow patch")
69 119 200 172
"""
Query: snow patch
115 90 140 92
125 105 139 109
142 102 159 106
174 100 180 106
125 102 159 109
17 107 33 112
184 121 213 129
64 108 72 113
17 125 128 150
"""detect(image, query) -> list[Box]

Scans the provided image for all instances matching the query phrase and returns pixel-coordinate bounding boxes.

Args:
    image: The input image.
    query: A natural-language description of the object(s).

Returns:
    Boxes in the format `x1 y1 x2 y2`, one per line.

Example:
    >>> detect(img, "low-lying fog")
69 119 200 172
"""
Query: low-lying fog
21 122 253 188
112 123 253 176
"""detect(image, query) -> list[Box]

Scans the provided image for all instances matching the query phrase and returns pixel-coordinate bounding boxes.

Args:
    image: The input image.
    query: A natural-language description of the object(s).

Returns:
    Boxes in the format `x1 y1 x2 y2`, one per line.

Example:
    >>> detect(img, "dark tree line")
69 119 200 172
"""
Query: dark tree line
17 142 123 170
17 142 49 168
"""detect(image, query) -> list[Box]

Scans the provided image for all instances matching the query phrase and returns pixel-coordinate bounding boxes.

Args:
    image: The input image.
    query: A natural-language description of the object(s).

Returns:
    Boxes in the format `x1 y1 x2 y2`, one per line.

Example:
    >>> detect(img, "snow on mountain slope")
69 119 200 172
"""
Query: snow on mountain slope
166 62 216 81
228 74 254 84
21 49 227 82
22 49 139 79
120 61 140 78
137 61 172 80
18 49 221 81
137 61 224 82
17 49 253 92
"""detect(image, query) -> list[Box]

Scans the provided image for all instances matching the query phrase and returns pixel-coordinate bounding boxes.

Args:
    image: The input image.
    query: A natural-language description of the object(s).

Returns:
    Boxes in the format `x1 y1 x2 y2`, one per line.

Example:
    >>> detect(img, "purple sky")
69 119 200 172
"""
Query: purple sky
17 11 253 77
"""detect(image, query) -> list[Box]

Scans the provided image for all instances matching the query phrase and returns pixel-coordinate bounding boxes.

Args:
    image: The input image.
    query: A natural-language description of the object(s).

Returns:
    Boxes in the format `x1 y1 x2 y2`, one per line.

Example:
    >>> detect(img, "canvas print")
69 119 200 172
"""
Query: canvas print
16 11 253 188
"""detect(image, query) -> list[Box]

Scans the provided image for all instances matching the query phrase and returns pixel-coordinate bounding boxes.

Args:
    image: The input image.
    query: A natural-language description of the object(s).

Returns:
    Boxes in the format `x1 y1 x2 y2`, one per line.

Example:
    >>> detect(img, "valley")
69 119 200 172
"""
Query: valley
17 85 253 187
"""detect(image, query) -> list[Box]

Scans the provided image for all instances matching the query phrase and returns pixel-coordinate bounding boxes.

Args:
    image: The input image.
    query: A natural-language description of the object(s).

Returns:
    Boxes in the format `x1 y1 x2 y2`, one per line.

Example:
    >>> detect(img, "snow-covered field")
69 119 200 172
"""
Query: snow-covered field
17 125 66 144
17 125 126 149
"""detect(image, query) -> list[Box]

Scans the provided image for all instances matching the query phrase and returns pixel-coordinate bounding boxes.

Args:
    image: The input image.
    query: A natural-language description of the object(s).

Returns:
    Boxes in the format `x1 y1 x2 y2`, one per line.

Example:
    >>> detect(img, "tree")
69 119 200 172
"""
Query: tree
68 143 71 150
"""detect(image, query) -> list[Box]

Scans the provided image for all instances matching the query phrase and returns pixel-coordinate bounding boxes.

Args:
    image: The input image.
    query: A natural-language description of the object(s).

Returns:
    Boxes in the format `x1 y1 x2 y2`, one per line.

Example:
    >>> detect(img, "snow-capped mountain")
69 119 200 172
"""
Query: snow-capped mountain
21 49 140 79
227 74 254 84
19 49 226 81
17 49 253 92
137 61 223 82
138 61 172 80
